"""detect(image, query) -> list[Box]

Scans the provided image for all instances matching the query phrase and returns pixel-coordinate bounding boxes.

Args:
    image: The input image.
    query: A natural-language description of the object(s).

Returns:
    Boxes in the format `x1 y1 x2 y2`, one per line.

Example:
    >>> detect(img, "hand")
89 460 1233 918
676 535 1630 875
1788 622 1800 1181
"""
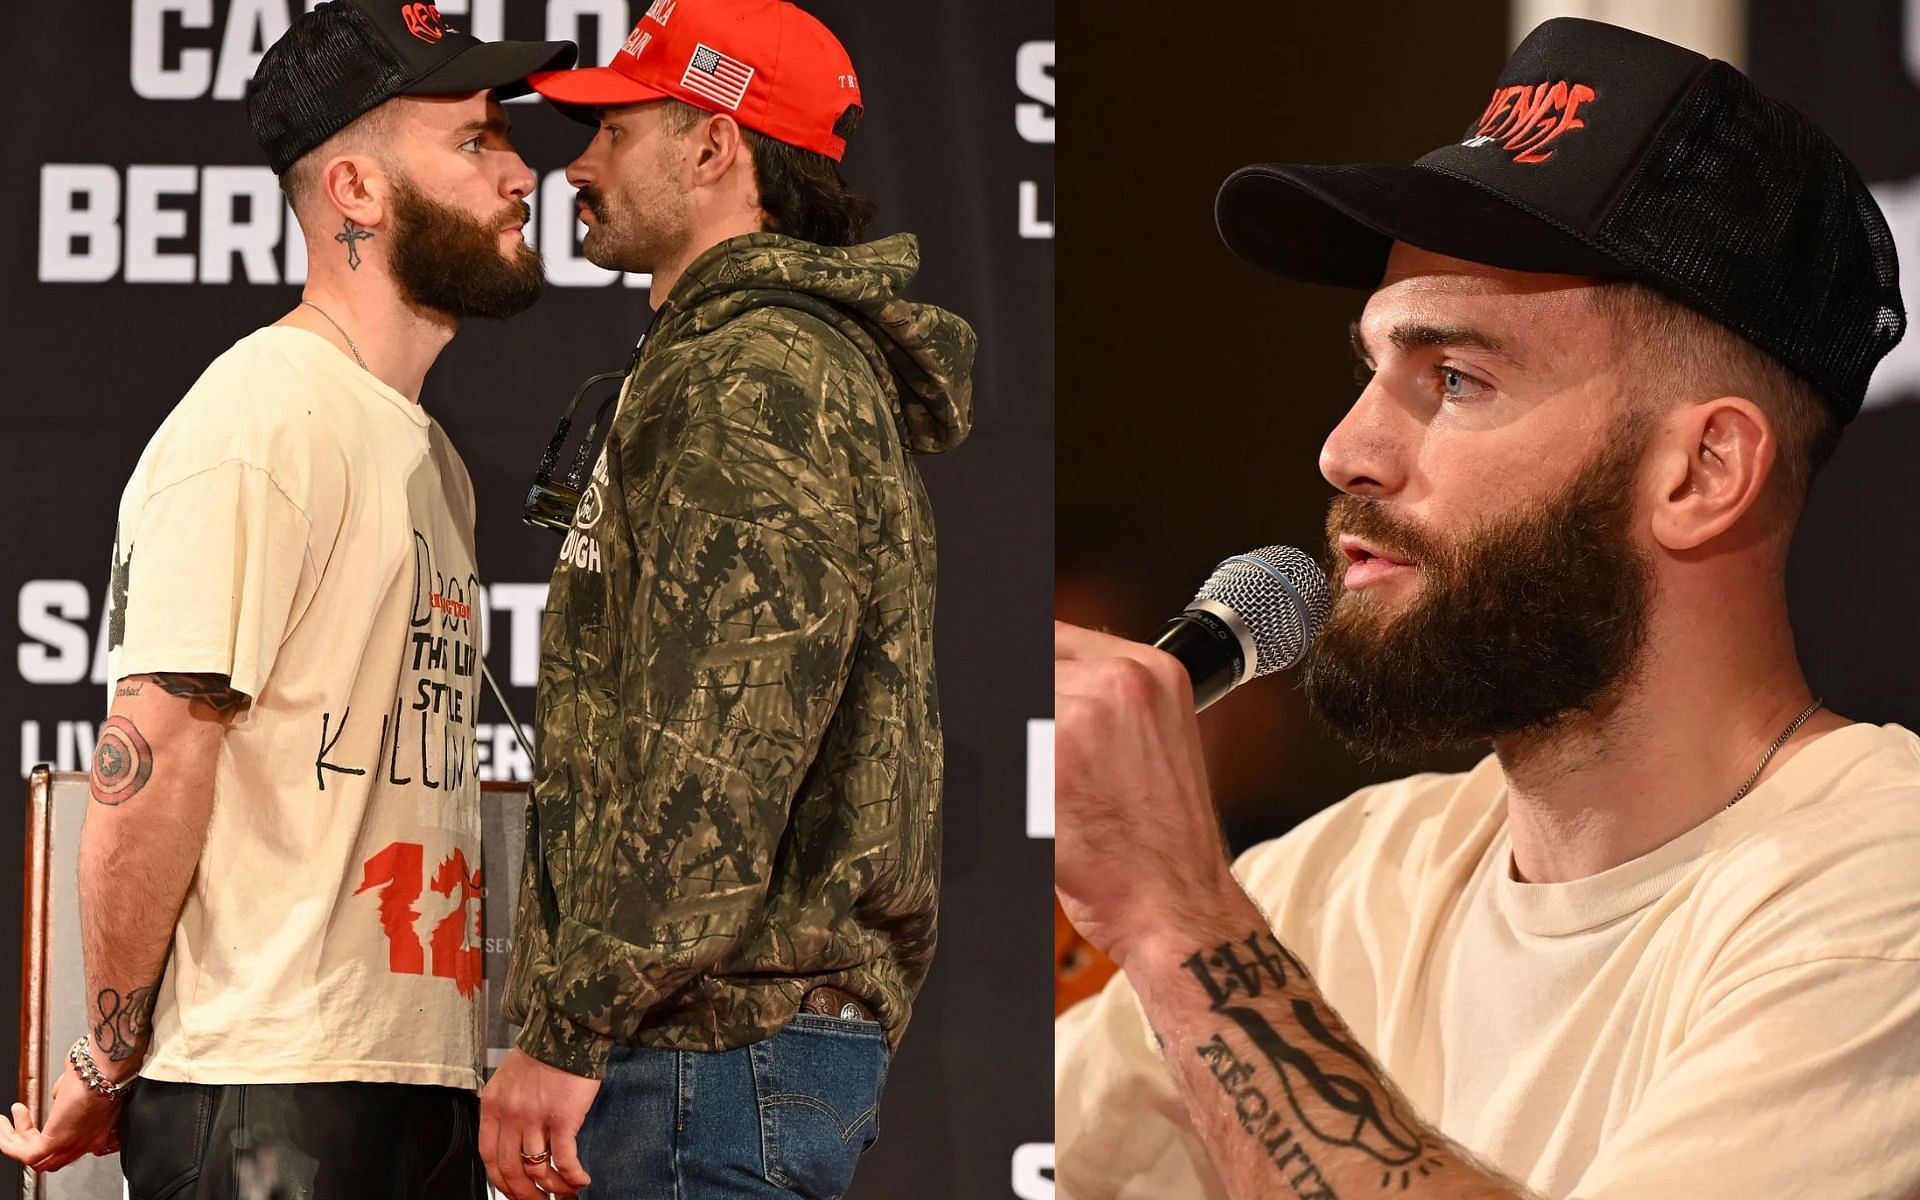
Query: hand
1054 621 1245 967
480 1048 598 1199
0 1059 125 1173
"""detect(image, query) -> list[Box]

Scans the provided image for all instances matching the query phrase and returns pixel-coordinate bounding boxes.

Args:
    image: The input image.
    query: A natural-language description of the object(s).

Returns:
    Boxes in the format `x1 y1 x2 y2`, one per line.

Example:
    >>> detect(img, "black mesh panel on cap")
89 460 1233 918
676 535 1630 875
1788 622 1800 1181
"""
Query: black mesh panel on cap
247 2 413 176
1595 61 1904 419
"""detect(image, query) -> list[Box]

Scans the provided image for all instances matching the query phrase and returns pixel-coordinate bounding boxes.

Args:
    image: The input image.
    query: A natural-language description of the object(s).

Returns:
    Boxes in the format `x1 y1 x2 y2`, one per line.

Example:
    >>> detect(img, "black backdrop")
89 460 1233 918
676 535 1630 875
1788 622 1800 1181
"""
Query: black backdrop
1751 0 1920 727
2 3 1054 1197
1055 1 1511 854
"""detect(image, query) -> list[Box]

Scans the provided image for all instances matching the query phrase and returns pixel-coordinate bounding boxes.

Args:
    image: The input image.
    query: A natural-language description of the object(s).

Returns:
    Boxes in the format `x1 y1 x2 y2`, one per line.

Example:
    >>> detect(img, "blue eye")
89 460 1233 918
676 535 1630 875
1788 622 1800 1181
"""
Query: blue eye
1438 365 1488 400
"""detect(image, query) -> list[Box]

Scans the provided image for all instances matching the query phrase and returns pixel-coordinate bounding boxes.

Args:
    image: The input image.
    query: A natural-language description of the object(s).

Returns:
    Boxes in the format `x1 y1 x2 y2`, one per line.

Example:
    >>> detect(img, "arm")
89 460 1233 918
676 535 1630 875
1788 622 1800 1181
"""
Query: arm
81 674 245 1074
1055 622 1533 1200
1 673 245 1173
1122 903 1530 1200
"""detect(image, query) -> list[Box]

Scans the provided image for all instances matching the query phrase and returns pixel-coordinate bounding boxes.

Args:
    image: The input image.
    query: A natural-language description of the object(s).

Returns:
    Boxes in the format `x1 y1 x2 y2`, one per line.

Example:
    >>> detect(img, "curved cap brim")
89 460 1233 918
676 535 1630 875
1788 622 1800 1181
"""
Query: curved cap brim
1216 162 1628 288
403 39 578 101
528 66 675 126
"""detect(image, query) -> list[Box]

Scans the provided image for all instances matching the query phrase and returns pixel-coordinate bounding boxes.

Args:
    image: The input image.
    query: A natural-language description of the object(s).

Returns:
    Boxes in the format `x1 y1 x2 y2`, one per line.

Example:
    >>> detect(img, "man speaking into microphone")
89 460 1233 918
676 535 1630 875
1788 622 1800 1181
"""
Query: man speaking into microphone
1057 17 1920 1200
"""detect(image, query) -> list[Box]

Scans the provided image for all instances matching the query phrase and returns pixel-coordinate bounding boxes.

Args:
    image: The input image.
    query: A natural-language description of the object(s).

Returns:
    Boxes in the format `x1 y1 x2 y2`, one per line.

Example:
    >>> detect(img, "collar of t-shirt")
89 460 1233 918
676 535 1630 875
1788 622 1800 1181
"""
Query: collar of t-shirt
265 325 430 429
1492 722 1886 938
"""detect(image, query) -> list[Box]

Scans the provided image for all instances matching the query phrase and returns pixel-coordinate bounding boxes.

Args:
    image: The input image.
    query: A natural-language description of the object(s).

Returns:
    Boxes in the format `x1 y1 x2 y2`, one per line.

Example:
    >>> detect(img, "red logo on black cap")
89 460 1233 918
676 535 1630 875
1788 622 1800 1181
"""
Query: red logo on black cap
402 2 445 43
1464 81 1596 164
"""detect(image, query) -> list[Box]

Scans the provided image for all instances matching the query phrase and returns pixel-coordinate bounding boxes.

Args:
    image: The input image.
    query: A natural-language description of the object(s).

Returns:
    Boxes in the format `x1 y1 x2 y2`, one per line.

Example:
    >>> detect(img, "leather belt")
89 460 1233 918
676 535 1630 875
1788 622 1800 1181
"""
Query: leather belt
802 985 877 1023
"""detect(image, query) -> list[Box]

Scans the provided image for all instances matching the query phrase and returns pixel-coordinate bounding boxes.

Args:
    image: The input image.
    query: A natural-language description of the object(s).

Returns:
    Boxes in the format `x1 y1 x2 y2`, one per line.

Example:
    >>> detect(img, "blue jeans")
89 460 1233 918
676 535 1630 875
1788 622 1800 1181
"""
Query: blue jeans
577 1014 891 1199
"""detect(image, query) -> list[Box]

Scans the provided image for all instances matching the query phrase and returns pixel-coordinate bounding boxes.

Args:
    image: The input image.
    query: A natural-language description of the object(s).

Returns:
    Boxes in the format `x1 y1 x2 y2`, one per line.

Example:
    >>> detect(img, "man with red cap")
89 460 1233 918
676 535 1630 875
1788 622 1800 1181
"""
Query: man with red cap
480 3 974 1198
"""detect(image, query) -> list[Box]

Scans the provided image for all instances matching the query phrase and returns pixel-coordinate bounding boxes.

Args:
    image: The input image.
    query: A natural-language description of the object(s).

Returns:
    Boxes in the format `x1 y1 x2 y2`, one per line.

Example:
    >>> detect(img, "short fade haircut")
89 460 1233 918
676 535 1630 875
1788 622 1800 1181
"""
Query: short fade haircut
1591 281 1840 513
277 104 398 217
663 100 875 247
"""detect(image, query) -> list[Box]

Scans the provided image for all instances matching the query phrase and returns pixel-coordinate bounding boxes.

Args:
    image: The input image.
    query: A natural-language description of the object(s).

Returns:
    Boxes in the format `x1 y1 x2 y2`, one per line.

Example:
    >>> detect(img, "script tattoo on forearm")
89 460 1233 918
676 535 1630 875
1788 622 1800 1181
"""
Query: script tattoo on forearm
93 984 157 1063
1185 930 1443 1196
91 716 155 806
337 218 374 270
152 673 249 718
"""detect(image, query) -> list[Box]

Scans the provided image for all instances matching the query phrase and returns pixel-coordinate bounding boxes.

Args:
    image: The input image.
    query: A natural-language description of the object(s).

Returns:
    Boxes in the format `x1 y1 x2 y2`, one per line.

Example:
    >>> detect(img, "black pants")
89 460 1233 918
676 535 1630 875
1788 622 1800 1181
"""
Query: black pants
120 1078 485 1200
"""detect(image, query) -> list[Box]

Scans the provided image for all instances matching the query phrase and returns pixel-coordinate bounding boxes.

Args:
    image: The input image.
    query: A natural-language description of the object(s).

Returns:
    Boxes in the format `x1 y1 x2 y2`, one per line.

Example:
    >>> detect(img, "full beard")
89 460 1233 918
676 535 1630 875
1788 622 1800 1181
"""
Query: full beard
388 180 544 321
1302 410 1657 761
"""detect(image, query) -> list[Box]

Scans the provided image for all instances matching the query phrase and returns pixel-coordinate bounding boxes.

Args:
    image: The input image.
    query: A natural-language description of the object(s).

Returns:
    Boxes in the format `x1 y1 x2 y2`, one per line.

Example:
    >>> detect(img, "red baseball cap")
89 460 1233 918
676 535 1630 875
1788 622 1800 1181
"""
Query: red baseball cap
527 0 862 161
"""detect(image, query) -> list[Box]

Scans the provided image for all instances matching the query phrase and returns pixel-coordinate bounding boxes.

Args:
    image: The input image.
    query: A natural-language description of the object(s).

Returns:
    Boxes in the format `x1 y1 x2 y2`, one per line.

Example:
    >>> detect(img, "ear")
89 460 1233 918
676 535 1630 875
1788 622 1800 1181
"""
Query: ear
317 152 390 230
688 112 747 188
1647 397 1776 552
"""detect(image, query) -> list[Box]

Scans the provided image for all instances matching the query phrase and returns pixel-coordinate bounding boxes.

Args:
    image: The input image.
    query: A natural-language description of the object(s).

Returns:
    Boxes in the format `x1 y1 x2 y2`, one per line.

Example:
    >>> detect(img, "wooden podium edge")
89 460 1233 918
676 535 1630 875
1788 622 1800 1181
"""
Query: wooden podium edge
20 766 53 1200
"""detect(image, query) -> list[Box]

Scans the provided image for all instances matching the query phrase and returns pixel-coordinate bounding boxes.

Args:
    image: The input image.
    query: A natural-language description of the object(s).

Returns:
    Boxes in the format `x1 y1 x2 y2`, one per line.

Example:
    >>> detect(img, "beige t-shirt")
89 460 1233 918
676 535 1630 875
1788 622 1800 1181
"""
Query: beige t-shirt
1057 723 1920 1199
105 326 485 1089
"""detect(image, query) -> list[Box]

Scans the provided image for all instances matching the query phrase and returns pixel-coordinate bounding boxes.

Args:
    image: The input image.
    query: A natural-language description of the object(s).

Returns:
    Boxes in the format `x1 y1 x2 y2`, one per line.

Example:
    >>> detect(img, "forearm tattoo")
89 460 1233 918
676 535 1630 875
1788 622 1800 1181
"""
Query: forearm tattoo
91 716 154 805
152 673 248 718
93 984 157 1064
336 218 374 270
1184 930 1442 1196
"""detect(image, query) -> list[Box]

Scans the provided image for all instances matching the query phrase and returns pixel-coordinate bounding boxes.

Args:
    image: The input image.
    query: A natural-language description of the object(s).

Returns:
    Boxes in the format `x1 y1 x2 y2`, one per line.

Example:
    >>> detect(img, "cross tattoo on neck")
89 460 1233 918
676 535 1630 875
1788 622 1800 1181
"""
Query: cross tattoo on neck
337 219 374 270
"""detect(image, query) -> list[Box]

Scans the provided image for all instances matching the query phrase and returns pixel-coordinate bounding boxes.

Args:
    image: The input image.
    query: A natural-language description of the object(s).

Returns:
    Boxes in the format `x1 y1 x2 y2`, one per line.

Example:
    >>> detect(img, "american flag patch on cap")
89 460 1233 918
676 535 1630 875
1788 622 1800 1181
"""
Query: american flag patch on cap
680 43 755 110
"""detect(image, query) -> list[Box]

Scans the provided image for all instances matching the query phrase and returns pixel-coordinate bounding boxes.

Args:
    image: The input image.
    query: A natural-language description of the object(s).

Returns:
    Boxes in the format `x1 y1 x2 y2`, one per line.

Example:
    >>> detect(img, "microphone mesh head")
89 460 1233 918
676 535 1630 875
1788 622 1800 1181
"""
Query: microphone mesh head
1191 545 1331 675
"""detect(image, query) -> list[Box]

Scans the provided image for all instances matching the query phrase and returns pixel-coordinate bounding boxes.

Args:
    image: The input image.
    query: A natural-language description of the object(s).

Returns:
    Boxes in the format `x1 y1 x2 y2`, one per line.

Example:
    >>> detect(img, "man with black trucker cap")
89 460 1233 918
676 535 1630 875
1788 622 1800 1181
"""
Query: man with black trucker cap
1056 17 1920 1200
0 4 572 1195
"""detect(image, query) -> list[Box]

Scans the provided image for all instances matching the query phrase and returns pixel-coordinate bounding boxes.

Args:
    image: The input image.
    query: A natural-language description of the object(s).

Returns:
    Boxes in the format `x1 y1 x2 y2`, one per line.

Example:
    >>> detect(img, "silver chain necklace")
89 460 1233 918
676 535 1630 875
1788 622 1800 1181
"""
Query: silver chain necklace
1725 698 1824 810
300 300 369 373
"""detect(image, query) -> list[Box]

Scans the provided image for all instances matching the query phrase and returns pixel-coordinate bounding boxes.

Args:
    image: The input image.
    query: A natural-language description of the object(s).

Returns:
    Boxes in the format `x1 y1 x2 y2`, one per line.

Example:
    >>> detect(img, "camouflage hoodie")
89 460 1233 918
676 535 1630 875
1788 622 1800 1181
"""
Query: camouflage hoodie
502 231 973 1076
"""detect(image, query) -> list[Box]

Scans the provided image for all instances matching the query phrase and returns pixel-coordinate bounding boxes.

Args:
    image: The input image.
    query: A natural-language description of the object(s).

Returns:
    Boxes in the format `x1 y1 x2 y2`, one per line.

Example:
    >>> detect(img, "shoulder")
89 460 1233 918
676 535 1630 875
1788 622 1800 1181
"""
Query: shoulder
136 329 350 509
1693 724 1920 967
659 307 874 414
1235 760 1504 899
639 317 869 496
182 327 342 410
1232 758 1507 959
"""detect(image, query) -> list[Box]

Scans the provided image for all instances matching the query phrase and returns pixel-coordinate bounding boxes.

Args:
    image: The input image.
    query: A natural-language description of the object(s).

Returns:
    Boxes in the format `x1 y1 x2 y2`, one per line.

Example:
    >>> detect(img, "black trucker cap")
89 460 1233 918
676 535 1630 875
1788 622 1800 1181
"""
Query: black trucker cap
247 0 576 176
1216 17 1905 421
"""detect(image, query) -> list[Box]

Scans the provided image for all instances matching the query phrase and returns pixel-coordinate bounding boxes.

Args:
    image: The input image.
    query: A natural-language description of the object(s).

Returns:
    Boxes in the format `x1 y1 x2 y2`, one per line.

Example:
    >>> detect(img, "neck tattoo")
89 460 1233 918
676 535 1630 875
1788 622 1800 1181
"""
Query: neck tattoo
336 218 374 270
300 300 370 373
1726 698 1824 810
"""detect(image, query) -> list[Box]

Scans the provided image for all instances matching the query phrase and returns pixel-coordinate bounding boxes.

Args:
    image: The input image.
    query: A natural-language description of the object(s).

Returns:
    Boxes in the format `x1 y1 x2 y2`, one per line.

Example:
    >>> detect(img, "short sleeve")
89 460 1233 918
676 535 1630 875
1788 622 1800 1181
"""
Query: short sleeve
1570 954 1920 1199
110 461 315 699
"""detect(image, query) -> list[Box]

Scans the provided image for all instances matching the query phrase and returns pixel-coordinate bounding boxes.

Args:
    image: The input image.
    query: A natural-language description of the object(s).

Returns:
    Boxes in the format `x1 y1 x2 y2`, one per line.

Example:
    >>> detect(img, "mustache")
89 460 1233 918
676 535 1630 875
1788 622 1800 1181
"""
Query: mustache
496 199 532 232
1325 495 1446 572
574 186 607 221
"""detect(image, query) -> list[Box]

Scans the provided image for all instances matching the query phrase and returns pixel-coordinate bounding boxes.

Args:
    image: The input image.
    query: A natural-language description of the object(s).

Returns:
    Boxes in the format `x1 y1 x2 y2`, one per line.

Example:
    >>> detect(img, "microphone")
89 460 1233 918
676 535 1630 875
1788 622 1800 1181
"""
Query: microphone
1152 546 1332 712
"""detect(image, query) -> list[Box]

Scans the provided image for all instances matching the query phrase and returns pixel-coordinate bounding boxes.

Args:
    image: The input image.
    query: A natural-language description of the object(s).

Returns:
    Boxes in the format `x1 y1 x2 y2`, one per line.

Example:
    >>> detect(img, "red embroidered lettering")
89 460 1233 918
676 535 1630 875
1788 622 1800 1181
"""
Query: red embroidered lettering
1465 79 1597 164
1511 82 1595 163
